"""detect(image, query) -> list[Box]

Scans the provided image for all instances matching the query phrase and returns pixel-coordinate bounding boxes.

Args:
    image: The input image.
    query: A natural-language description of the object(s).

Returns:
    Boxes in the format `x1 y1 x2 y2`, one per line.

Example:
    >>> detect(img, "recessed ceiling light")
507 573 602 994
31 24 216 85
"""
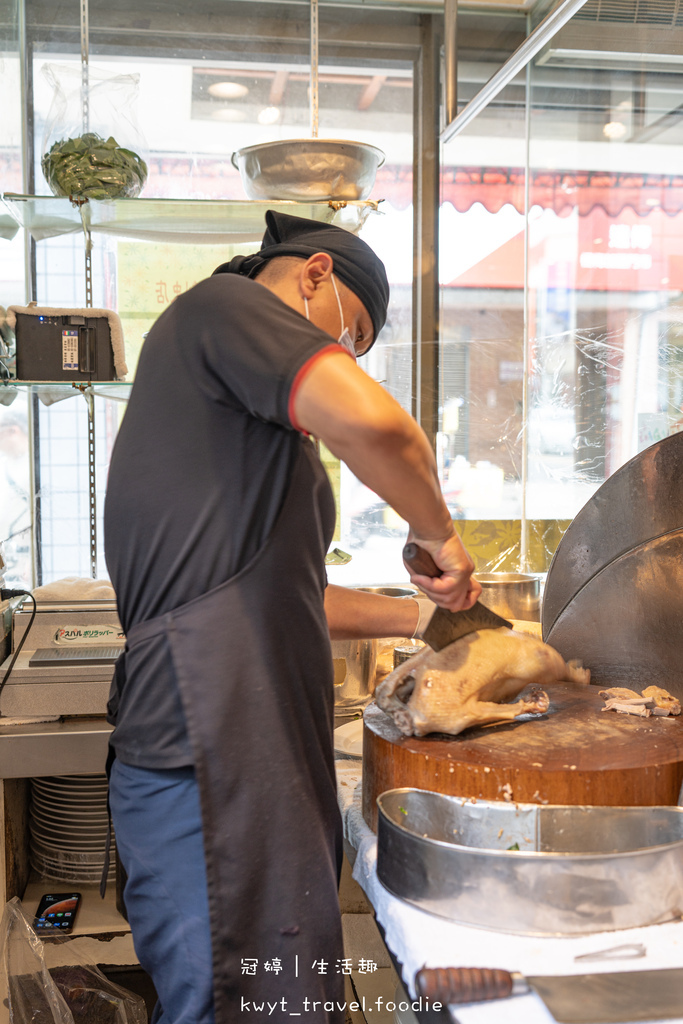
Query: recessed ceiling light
603 121 627 140
257 106 281 125
211 107 248 122
208 81 249 100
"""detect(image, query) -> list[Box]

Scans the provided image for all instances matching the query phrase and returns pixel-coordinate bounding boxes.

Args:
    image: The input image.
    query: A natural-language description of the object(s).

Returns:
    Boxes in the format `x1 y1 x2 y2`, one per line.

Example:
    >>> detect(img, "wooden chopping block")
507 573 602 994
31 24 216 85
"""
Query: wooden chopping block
362 683 683 830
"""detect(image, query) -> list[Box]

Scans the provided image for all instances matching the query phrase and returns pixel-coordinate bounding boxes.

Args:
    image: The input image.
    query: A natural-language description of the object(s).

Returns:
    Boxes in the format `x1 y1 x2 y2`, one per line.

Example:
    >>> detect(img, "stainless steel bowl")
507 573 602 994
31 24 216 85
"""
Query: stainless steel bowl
231 138 385 202
377 788 683 936
476 572 541 621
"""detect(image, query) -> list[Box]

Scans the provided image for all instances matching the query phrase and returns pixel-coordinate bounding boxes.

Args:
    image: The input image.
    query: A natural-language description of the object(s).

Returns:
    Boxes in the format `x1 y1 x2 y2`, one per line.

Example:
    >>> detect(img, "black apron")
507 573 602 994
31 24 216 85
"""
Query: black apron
111 438 344 1024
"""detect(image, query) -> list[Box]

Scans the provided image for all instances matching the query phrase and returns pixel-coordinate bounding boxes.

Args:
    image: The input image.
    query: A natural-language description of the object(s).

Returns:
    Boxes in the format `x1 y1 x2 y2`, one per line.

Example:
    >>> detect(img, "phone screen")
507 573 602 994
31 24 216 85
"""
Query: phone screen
33 892 81 934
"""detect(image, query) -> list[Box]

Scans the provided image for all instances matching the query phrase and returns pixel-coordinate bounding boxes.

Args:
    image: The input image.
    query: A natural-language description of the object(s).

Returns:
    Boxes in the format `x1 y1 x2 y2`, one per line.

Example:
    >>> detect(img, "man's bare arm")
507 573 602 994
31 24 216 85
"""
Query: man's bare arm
324 584 421 640
293 351 482 611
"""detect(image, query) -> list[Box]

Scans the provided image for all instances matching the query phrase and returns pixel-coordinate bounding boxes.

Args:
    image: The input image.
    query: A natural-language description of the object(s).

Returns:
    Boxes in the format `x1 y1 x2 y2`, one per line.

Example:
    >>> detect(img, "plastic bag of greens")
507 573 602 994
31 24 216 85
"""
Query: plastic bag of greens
41 64 148 200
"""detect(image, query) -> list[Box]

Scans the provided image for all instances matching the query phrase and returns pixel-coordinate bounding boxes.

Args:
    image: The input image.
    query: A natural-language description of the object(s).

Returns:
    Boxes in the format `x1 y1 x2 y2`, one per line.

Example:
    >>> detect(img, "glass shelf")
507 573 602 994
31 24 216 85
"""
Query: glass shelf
0 379 132 405
0 194 380 243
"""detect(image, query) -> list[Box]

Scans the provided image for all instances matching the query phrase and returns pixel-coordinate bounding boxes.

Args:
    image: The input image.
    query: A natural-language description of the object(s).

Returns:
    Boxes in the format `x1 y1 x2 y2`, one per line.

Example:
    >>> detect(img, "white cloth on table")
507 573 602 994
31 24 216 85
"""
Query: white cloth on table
32 576 116 601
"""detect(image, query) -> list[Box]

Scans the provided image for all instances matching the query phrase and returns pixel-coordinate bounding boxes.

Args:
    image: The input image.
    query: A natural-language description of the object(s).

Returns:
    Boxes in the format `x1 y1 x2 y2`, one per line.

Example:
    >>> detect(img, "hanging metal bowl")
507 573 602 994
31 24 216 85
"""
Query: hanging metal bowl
231 138 385 202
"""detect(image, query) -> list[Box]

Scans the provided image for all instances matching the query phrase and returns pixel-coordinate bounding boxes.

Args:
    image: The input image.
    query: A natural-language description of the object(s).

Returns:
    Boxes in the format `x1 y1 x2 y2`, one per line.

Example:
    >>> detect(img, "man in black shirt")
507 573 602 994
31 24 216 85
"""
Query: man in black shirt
105 211 479 1024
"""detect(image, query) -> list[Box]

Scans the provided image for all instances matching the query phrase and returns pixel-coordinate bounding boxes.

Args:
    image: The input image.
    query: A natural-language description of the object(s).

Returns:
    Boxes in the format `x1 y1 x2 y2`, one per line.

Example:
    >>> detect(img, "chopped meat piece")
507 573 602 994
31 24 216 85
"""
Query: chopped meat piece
611 702 651 717
601 697 651 715
375 626 590 738
600 684 681 718
602 697 650 706
599 687 641 701
641 685 681 716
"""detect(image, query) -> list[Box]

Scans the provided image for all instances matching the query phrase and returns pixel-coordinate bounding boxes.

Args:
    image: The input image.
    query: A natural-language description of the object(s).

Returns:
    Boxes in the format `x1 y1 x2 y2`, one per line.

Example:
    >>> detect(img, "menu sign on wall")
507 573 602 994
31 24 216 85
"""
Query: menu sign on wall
116 240 258 377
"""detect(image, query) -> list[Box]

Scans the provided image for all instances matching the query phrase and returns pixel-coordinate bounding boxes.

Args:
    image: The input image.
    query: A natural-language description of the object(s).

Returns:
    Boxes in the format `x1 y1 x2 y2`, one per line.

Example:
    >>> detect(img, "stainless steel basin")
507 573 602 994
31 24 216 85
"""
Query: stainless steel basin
377 788 683 936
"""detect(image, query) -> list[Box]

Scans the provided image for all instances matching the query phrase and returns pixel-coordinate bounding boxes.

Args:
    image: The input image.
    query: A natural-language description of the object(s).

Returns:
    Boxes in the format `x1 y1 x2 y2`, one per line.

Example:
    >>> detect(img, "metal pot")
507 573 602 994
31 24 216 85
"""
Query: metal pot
331 638 377 710
331 585 417 708
477 572 541 622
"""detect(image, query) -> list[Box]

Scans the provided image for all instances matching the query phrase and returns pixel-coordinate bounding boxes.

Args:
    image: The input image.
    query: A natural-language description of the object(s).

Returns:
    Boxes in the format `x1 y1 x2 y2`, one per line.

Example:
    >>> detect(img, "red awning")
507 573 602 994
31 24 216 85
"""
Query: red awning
439 167 683 219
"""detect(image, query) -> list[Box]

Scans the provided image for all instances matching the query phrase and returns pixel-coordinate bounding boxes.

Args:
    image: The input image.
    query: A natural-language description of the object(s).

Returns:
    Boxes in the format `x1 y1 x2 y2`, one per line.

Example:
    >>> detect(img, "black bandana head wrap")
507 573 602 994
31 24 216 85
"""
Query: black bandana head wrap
212 210 390 346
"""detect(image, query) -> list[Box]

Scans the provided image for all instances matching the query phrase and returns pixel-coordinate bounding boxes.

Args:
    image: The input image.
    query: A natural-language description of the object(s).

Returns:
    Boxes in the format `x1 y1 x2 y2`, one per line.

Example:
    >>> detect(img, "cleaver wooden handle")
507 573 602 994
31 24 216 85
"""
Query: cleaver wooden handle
402 543 440 578
415 966 517 1004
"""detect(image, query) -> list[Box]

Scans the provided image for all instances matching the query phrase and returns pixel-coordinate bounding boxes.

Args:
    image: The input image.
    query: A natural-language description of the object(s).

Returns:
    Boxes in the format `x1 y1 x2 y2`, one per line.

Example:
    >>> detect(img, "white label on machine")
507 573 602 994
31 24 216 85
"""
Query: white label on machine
62 329 79 370
54 625 126 645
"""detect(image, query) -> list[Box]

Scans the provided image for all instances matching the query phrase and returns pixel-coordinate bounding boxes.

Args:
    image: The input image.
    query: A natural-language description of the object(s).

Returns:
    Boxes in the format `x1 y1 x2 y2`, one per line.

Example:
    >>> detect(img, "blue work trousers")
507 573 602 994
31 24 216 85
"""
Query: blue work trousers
109 758 215 1024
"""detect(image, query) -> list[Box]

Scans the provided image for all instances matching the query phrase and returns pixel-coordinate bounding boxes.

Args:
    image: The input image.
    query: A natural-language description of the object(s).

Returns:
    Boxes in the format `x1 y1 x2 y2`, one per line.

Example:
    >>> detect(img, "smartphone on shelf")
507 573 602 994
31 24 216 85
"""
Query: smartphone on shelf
33 892 81 935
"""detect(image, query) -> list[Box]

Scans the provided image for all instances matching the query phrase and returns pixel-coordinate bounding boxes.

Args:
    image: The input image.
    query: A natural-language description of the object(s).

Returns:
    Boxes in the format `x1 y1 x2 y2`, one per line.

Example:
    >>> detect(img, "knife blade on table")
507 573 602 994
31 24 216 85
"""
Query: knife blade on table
402 543 512 652
415 965 683 1024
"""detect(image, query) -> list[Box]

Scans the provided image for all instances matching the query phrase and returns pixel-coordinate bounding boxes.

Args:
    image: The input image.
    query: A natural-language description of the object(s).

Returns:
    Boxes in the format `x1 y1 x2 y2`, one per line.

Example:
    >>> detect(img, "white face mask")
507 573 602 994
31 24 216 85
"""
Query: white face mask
304 276 357 361
331 275 357 360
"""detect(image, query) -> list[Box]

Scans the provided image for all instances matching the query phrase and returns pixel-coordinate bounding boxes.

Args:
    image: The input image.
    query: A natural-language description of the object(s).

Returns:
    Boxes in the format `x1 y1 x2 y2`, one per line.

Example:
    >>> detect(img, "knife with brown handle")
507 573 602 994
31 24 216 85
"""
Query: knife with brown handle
415 965 683 1023
415 966 521 1003
402 543 512 651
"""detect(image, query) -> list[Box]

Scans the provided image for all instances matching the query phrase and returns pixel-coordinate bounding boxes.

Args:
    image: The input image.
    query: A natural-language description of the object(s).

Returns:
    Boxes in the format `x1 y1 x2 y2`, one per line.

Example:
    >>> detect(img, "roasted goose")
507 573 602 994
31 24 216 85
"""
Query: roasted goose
375 626 590 737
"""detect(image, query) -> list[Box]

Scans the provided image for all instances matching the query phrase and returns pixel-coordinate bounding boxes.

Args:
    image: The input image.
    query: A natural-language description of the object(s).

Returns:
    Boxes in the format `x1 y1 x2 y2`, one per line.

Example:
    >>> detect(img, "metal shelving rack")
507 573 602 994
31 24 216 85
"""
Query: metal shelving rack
1 194 380 580
5 0 381 581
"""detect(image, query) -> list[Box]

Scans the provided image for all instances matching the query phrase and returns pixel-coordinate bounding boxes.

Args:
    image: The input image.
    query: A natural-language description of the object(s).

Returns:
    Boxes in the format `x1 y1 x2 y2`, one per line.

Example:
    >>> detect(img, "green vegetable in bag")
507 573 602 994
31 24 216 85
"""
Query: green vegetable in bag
41 132 148 200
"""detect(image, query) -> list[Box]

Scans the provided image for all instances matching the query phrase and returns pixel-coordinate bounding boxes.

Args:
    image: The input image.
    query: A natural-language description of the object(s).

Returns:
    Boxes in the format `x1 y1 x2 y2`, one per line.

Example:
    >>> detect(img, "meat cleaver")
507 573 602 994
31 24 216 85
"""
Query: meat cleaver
415 965 683 1024
402 542 512 651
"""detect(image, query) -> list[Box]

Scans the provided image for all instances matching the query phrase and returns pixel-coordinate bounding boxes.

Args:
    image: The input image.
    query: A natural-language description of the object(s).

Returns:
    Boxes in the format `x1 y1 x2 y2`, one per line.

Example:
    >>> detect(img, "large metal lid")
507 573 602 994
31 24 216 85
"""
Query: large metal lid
543 431 683 633
542 432 683 697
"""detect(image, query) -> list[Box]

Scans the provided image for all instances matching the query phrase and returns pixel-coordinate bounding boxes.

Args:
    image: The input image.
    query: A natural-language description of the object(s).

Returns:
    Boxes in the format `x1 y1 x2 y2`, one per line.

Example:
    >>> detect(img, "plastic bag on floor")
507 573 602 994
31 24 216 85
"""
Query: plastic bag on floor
0 897 147 1024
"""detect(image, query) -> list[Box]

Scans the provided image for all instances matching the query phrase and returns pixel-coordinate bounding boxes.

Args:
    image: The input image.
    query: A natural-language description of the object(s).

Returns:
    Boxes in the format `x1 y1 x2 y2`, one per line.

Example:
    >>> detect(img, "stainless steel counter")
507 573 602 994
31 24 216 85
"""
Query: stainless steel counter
0 716 112 778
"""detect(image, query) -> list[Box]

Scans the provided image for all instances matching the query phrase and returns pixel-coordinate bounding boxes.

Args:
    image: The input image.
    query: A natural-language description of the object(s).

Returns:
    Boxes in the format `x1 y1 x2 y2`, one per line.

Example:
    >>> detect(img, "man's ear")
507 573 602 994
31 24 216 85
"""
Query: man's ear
299 252 334 299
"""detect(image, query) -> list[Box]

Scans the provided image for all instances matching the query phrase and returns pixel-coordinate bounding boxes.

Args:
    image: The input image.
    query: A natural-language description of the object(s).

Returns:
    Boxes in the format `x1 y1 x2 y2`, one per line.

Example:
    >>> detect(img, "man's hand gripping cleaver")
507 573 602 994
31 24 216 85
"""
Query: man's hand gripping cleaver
403 543 512 653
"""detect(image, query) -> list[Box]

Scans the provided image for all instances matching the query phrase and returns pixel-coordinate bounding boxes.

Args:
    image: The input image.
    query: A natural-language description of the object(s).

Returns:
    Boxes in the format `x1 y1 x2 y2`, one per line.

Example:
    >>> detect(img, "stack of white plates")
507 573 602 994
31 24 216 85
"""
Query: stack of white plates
29 774 114 883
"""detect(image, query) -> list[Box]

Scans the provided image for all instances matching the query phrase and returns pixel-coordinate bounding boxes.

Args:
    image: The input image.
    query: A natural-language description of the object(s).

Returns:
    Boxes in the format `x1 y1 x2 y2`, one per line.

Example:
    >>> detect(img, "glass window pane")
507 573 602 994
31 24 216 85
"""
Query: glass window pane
441 1 683 576
440 63 529 571
528 5 683 565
